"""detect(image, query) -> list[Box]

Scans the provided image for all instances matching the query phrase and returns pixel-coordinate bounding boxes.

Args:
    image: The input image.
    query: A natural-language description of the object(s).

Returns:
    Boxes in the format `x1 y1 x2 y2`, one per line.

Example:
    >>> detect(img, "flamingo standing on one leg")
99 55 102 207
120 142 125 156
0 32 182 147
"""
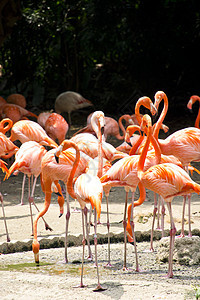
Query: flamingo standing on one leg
53 140 105 291
136 114 200 278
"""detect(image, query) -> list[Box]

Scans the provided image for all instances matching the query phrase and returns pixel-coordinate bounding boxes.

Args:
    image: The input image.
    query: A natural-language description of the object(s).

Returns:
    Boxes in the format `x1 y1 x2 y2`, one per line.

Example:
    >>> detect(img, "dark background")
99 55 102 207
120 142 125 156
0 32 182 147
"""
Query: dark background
0 0 200 129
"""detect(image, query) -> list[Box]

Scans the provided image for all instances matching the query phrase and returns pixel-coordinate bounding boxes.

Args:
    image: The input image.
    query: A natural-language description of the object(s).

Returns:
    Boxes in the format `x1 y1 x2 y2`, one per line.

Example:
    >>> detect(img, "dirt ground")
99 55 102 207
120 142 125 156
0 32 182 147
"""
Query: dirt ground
0 122 200 299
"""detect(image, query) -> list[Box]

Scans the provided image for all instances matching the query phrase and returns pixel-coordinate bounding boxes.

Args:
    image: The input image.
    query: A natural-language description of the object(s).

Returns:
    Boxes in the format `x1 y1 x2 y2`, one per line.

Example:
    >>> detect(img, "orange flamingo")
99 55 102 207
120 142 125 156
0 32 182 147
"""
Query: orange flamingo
0 103 38 123
44 112 69 144
55 91 93 125
125 121 196 251
187 95 200 128
5 141 52 234
0 160 10 242
38 111 106 263
136 114 200 278
153 91 200 237
9 120 58 148
6 119 58 206
100 122 161 270
53 140 105 291
0 132 19 159
6 93 26 108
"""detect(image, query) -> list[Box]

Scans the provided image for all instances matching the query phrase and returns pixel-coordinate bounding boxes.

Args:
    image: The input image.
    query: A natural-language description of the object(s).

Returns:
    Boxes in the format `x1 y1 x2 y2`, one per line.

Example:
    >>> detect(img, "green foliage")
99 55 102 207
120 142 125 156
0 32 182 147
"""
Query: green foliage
0 0 200 113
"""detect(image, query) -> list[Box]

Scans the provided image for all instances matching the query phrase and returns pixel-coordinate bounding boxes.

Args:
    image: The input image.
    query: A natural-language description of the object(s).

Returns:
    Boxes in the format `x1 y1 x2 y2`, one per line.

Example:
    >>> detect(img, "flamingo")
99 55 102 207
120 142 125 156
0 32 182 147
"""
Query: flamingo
5 119 58 206
53 140 105 291
55 91 93 125
100 123 160 270
73 113 134 141
9 120 58 148
0 103 38 123
0 160 10 242
6 93 26 108
5 141 52 234
36 111 106 264
187 95 200 128
44 113 69 144
136 114 200 278
153 91 200 237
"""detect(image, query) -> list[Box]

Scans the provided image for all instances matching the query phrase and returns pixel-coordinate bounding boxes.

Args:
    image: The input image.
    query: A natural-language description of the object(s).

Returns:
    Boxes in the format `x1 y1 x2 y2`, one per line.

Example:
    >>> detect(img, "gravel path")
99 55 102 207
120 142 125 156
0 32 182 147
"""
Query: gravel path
0 241 199 300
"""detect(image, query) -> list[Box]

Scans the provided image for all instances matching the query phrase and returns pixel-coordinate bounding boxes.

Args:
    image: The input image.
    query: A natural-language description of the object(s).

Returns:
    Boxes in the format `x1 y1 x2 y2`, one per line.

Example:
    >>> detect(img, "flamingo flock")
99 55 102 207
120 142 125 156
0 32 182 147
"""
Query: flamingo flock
0 90 200 290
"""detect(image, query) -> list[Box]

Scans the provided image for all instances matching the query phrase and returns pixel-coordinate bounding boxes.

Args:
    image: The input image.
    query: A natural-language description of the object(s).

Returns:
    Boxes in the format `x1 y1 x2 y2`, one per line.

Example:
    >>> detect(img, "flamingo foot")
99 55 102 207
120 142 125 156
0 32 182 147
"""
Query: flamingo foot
122 266 133 272
45 223 53 231
104 263 112 268
143 248 154 253
74 284 87 289
7 236 11 243
87 255 93 261
93 284 106 292
177 233 185 238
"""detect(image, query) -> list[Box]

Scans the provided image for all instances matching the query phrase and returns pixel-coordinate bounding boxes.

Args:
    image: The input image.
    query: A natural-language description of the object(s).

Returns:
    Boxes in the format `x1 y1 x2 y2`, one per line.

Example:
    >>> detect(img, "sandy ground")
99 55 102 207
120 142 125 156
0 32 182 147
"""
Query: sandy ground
0 167 200 299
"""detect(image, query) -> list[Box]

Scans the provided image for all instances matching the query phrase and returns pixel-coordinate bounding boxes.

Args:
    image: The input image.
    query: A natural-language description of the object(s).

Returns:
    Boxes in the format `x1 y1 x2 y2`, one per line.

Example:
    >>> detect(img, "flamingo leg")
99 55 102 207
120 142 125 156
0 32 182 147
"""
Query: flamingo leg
156 194 161 230
79 208 86 288
93 208 106 292
150 192 158 251
160 196 165 238
188 193 192 237
122 191 128 270
179 195 186 237
84 206 93 260
105 194 111 267
129 191 139 272
28 176 34 235
20 174 26 205
64 190 70 263
30 176 52 231
0 193 10 242
166 202 176 278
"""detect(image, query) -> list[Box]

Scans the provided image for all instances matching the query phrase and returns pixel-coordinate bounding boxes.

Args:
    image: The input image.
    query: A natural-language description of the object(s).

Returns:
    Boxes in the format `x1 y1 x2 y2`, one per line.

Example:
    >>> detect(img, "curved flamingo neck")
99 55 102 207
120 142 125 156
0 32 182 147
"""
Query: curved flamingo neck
0 118 13 134
189 96 200 128
97 119 103 178
59 141 80 199
137 115 161 178
118 115 132 139
126 125 144 155
153 92 168 140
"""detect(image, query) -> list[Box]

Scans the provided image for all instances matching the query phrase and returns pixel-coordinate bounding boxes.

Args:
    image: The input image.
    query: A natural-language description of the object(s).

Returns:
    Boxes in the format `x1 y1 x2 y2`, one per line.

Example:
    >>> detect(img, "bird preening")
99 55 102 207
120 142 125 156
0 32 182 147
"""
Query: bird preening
1 90 200 291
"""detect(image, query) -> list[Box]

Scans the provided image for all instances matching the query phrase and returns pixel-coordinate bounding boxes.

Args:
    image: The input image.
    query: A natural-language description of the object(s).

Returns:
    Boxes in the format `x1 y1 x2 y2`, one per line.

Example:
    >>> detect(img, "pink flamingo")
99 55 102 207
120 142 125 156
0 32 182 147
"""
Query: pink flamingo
53 140 105 291
5 141 52 234
136 114 200 278
55 91 93 125
153 91 200 237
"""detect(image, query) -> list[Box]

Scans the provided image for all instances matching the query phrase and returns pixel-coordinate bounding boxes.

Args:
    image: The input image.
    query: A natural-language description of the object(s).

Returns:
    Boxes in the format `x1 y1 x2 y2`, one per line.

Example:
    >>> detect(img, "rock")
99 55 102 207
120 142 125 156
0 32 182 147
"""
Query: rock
157 235 200 265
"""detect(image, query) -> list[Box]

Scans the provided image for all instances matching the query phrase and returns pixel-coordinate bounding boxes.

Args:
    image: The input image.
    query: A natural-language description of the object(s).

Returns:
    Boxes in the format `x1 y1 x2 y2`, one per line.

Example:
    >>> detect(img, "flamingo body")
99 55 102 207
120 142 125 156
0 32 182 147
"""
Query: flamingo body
55 91 93 124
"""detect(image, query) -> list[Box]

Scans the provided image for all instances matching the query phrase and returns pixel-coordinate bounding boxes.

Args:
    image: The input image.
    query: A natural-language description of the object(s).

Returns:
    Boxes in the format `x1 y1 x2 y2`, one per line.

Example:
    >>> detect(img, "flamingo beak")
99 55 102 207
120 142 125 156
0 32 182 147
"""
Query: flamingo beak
54 153 59 163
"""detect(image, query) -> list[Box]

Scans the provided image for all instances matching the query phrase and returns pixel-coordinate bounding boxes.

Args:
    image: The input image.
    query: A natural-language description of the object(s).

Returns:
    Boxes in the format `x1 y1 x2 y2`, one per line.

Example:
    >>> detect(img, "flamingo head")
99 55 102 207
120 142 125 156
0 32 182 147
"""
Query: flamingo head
32 239 40 265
